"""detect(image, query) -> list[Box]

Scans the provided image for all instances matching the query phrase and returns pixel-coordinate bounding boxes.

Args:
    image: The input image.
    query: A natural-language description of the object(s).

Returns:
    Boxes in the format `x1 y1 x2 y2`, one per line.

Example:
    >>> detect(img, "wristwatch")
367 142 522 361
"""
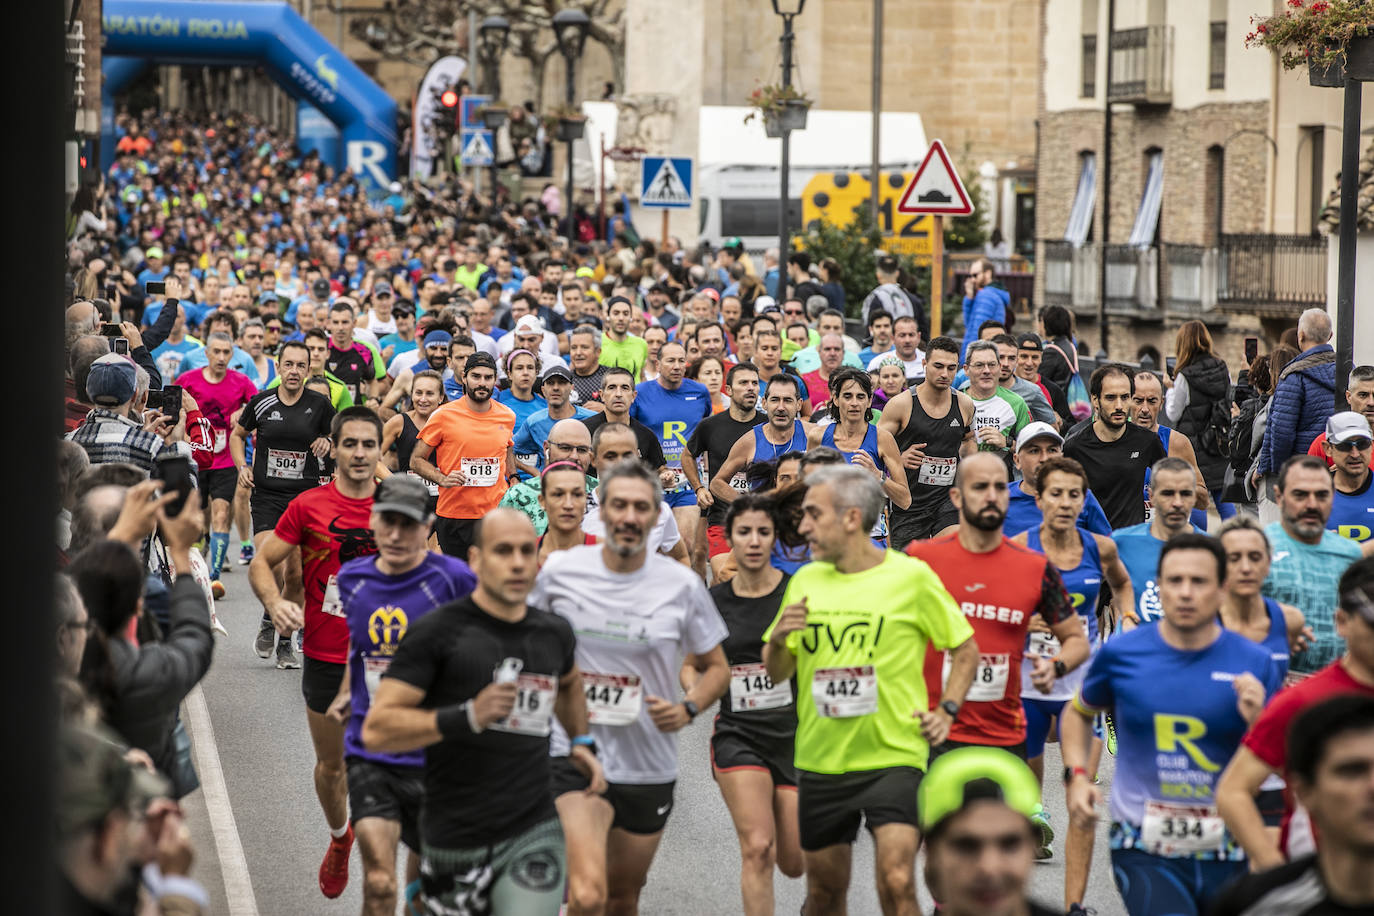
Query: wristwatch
939 699 960 720
570 734 598 756
682 699 700 721
1053 659 1068 679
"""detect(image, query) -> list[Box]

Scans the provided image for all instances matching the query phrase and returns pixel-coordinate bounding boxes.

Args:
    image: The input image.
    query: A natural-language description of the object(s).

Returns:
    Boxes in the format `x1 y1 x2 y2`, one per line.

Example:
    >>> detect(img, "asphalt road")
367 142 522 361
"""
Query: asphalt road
180 556 1128 916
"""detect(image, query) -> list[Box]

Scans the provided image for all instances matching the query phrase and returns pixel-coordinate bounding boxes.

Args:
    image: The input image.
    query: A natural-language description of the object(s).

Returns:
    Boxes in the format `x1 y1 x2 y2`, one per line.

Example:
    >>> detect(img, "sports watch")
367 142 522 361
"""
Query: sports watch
939 699 960 719
683 699 700 721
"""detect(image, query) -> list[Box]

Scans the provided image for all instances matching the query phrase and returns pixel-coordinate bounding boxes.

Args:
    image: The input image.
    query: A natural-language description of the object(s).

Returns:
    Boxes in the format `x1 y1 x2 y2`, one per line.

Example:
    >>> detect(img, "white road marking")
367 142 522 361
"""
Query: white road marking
185 685 259 916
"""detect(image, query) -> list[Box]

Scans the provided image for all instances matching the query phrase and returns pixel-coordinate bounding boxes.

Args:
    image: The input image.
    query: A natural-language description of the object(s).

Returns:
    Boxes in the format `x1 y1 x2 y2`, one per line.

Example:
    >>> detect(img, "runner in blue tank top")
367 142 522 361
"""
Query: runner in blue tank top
810 369 911 546
1062 533 1281 916
1217 515 1311 831
1011 455 1134 875
709 373 816 520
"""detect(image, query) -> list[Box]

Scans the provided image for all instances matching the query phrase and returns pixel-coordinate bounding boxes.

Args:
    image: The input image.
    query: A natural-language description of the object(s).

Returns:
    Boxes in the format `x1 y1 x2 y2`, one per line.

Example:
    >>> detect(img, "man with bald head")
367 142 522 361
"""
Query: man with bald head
908 451 1088 758
362 506 599 916
500 418 596 535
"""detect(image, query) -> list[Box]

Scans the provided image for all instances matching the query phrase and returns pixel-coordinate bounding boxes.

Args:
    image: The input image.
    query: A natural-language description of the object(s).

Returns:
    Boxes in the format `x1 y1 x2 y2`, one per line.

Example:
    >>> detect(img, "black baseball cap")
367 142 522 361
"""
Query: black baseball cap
1016 333 1043 351
464 352 498 375
372 475 431 523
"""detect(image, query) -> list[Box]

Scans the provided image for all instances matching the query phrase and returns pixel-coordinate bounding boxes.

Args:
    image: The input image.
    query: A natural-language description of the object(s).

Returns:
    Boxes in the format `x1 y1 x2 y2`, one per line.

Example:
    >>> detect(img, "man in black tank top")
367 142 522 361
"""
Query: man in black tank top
878 336 977 549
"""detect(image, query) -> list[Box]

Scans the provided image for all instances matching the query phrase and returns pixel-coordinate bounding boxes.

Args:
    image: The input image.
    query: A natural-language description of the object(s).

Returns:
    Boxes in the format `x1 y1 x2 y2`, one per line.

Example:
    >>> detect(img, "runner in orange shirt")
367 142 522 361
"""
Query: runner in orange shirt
409 353 517 560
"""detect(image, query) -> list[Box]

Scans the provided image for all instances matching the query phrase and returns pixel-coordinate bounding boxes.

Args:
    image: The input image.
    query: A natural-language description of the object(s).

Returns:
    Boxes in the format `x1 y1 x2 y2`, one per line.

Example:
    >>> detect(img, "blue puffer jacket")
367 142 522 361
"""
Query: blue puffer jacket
961 286 1008 360
1258 344 1336 474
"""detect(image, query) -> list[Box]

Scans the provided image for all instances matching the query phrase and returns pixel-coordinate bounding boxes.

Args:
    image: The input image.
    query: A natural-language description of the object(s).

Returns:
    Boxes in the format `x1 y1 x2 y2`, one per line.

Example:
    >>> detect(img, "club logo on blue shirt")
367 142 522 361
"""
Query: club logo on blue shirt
367 606 409 653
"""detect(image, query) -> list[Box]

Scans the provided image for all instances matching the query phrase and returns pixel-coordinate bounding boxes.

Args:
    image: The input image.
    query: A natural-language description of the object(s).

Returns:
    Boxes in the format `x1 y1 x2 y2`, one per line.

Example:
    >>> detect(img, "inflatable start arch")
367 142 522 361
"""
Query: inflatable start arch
101 0 397 189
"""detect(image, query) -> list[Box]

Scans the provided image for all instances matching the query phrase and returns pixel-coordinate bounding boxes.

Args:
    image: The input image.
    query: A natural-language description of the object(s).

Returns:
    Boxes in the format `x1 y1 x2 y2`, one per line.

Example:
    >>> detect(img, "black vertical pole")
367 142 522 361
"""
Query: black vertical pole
1336 78 1361 410
7 0 61 910
565 56 577 243
779 14 795 267
1098 0 1115 357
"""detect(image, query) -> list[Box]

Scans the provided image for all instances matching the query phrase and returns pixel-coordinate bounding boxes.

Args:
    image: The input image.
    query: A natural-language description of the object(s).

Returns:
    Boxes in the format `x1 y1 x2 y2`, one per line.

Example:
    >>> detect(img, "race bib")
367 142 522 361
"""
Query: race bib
1027 631 1060 659
1140 802 1225 856
212 428 228 454
663 468 687 491
583 672 643 726
1144 502 1154 521
266 448 306 480
489 673 558 737
728 472 749 494
363 656 389 698
917 456 957 487
407 470 439 497
943 653 1010 702
515 452 539 470
812 666 878 717
462 457 501 487
730 663 792 712
320 574 344 618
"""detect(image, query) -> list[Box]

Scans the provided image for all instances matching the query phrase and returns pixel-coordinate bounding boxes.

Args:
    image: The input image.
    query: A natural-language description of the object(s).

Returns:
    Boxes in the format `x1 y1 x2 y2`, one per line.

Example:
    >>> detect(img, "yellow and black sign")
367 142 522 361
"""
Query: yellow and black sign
801 172 933 256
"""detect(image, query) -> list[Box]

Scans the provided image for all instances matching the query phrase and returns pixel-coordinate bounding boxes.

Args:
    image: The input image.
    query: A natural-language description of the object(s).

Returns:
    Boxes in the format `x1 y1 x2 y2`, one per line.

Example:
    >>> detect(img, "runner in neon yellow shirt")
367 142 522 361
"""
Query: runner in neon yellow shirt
763 464 978 914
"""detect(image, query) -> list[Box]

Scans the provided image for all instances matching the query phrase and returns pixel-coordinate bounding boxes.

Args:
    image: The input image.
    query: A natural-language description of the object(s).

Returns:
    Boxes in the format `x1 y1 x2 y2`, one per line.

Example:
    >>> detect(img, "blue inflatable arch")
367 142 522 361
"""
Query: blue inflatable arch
101 0 397 189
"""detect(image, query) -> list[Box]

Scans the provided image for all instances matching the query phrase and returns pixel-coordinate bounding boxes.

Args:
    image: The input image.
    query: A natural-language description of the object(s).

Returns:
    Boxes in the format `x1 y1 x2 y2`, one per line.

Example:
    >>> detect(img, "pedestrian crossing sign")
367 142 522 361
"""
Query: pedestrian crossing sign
461 129 494 167
640 156 693 209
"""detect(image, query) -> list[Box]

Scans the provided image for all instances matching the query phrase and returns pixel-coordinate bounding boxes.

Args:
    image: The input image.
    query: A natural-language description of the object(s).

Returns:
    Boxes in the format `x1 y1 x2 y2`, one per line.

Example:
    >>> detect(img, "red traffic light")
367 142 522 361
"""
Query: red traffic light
440 89 459 108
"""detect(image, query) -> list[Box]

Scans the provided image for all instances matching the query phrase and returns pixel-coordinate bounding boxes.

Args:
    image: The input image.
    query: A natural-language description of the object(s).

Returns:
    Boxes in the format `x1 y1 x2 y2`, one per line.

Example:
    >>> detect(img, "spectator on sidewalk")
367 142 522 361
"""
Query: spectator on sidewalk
1257 309 1336 523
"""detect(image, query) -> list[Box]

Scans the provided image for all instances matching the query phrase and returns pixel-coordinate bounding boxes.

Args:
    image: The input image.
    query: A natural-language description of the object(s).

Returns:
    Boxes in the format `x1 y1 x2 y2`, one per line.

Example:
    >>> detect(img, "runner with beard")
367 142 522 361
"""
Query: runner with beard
410 353 518 561
232 340 336 667
1063 365 1165 529
248 407 383 899
1112 458 1200 623
907 453 1089 761
684 364 766 581
878 337 977 549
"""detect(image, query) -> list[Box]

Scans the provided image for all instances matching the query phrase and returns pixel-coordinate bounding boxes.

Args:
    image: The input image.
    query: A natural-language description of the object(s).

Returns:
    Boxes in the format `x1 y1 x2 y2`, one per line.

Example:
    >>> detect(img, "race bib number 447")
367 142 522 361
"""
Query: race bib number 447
583 672 643 726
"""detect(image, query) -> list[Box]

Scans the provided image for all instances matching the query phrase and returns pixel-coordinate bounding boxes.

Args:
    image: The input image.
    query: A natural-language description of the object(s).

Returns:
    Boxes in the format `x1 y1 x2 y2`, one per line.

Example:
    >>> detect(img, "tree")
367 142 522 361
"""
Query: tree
944 158 989 251
352 0 625 110
798 203 928 319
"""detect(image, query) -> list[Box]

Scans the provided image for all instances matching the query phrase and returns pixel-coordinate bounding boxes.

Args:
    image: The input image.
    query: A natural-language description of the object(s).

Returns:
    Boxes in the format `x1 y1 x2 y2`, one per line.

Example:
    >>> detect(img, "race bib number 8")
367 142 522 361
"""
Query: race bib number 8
462 457 501 487
943 653 1010 702
1141 802 1225 856
583 672 643 726
730 663 792 712
812 666 878 717
489 673 558 737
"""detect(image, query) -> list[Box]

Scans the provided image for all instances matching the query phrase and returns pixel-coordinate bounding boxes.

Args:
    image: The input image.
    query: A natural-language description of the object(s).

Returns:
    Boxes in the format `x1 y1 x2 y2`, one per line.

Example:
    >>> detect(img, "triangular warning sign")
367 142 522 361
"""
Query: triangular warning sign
642 159 691 205
462 132 493 164
896 139 972 215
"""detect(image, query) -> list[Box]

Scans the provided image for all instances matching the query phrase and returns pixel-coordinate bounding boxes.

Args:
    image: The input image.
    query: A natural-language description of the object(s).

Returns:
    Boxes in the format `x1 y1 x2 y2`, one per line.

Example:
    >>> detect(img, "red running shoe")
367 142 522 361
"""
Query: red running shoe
318 824 354 898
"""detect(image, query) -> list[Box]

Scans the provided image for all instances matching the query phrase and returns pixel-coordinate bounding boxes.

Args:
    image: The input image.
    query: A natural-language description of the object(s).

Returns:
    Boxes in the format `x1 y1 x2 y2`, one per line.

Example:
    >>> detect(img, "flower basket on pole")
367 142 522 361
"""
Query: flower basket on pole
744 83 813 136
1247 0 1374 86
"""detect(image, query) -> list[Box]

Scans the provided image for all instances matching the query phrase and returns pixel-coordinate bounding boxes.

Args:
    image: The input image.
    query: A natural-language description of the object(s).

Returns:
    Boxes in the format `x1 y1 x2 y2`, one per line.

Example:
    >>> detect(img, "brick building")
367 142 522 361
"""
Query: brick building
1035 0 1370 368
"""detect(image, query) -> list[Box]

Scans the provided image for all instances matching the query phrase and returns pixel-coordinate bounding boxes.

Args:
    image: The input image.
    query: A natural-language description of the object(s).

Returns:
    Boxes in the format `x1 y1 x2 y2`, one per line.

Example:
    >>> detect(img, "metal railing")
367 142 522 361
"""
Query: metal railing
1217 234 1327 312
1108 26 1173 104
1162 243 1219 312
1042 240 1102 311
1104 244 1158 312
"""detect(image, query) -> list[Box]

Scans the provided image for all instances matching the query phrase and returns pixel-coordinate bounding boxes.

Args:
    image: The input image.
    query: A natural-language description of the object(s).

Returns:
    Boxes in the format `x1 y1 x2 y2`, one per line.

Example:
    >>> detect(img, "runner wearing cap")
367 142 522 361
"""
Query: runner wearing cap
763 464 977 915
600 296 649 381
231 340 335 667
909 452 1090 761
877 336 977 548
1006 422 1113 536
1323 411 1374 549
919 748 1061 916
500 311 565 365
1113 457 1203 623
248 407 383 899
513 366 595 473
362 508 604 916
410 352 518 560
632 340 713 555
534 460 729 916
1015 333 1074 429
326 474 477 916
1063 533 1280 916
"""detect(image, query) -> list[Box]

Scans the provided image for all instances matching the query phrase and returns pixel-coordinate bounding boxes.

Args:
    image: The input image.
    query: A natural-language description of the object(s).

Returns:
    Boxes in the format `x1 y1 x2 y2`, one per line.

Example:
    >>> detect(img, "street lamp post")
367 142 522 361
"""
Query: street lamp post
478 15 510 195
771 0 806 267
553 7 590 243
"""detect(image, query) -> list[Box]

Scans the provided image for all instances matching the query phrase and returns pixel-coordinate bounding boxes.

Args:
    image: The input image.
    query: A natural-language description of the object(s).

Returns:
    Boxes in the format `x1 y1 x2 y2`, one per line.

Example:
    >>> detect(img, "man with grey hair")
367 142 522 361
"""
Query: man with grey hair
763 462 979 915
531 457 729 916
567 324 608 407
1257 308 1337 523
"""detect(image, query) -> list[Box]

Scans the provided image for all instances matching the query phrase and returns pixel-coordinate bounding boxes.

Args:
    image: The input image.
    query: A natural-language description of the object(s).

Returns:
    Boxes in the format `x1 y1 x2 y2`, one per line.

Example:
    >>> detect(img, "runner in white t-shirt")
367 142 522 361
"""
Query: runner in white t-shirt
530 460 730 916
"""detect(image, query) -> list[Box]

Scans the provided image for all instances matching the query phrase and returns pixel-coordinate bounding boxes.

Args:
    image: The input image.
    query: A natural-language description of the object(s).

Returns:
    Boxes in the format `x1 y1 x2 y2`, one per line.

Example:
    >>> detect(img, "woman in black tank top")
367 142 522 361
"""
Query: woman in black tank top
382 369 446 512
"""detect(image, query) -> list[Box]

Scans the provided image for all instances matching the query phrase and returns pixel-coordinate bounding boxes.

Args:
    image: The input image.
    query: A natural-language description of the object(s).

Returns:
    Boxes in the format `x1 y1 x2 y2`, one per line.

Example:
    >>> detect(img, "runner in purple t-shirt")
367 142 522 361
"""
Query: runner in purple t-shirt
329 475 476 912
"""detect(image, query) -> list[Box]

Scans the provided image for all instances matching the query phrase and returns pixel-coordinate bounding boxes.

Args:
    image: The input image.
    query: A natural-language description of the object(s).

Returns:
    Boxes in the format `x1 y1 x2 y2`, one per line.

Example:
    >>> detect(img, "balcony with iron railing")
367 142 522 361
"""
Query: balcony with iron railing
1108 26 1173 105
1042 234 1327 319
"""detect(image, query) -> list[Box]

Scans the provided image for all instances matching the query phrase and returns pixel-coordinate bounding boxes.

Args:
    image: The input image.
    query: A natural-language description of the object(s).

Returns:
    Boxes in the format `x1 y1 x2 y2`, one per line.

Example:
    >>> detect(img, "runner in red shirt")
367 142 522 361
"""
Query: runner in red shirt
906 452 1089 758
248 406 381 900
1216 555 1374 870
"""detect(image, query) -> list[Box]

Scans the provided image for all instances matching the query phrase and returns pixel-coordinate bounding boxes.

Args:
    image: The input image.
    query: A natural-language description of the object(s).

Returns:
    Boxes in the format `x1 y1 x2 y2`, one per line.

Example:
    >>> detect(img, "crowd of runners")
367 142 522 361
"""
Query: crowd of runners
54 110 1374 916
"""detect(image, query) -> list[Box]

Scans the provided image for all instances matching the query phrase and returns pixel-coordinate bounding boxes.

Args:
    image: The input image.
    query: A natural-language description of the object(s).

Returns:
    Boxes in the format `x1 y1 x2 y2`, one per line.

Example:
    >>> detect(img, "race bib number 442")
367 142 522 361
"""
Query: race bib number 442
812 666 877 717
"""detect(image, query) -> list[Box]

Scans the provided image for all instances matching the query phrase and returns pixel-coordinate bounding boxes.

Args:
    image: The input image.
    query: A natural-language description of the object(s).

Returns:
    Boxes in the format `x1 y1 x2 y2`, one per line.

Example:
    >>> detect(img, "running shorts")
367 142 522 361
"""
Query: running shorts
301 656 345 715
889 504 958 550
710 720 797 787
347 756 425 852
1022 696 1067 759
1109 847 1245 916
706 524 731 558
250 490 296 535
548 757 675 835
664 486 697 509
420 816 565 916
796 766 922 851
199 466 237 504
